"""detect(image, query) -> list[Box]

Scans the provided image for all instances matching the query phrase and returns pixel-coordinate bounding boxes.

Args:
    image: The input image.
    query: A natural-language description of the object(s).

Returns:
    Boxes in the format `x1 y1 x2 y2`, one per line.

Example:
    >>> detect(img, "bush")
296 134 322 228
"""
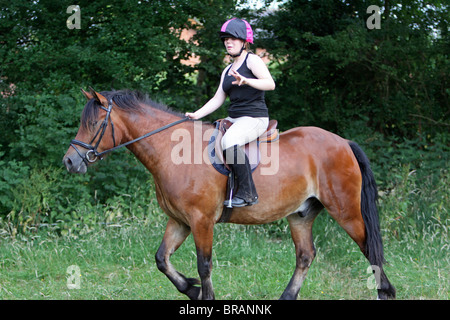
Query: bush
3 161 164 237
379 165 449 238
0 157 30 214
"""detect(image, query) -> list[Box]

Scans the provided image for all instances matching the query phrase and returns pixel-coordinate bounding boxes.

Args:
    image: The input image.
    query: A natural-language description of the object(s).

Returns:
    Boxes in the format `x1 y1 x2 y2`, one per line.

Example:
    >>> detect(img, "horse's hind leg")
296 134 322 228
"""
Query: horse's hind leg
155 218 201 300
324 193 396 299
280 199 323 300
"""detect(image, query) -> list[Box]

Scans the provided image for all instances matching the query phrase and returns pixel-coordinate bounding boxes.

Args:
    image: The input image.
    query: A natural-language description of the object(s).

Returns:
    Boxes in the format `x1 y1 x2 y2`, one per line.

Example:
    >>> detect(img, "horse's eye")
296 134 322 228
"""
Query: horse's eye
90 120 98 127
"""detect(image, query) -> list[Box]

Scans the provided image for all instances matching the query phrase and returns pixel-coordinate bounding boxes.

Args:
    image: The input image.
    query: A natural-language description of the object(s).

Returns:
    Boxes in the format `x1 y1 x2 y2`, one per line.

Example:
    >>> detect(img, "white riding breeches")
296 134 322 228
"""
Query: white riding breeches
221 116 269 150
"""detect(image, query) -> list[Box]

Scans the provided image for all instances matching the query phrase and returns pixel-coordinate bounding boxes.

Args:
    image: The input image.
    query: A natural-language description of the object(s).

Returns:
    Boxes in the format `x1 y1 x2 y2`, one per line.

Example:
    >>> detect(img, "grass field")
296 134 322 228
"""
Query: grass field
0 209 448 300
0 166 448 300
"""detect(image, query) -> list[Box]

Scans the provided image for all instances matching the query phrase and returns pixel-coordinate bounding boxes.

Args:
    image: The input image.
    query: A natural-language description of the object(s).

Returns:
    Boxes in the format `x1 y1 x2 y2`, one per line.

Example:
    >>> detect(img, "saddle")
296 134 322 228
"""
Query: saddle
208 119 279 175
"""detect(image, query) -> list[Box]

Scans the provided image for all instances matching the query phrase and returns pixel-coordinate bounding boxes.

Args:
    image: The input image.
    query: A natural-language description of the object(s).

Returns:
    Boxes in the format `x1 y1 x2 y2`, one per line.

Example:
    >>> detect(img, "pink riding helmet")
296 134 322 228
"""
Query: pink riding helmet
219 18 254 44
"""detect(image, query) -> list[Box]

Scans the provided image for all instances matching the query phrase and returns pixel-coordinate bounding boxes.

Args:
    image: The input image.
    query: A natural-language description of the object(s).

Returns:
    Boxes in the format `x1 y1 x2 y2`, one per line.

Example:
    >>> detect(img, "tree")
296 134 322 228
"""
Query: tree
259 0 449 137
0 0 240 217
1 0 447 226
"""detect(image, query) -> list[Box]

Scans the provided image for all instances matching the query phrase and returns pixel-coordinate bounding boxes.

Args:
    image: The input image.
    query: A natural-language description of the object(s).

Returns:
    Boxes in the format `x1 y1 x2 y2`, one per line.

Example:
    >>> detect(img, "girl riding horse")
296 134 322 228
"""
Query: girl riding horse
186 18 276 208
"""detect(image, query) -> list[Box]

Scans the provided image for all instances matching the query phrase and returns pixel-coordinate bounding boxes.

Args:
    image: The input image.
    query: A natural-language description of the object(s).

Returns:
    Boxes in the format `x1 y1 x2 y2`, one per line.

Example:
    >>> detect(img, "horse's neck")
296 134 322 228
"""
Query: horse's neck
125 107 180 139
122 108 215 179
121 108 176 163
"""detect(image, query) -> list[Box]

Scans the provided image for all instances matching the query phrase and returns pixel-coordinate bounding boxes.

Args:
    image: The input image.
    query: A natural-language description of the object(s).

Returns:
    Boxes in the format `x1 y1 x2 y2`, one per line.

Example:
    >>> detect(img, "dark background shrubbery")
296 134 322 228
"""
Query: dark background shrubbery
0 0 448 235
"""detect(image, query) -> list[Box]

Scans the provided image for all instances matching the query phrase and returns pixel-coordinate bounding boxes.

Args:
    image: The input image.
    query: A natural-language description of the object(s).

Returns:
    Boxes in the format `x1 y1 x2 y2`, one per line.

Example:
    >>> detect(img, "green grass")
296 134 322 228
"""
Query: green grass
1 167 448 300
0 211 448 300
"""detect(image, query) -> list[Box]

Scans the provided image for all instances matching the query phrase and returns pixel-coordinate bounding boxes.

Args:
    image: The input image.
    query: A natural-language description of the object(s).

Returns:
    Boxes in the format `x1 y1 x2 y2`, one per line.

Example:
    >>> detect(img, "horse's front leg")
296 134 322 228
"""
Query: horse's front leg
155 218 202 300
191 215 215 300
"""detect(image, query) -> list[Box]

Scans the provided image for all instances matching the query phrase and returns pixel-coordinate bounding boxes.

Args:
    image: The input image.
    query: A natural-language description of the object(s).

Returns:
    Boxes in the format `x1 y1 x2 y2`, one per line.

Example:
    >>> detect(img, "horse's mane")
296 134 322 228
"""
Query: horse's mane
81 89 185 129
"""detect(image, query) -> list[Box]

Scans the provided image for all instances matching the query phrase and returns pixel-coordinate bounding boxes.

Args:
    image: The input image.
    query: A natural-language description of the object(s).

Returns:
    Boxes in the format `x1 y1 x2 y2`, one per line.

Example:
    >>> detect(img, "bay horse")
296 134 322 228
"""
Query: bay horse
63 89 396 300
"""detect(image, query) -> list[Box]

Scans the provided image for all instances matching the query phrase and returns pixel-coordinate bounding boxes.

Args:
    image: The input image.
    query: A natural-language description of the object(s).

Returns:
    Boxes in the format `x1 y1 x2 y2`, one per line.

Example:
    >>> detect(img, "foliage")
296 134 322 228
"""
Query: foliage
0 0 448 239
259 0 449 137
0 1 448 301
0 0 238 221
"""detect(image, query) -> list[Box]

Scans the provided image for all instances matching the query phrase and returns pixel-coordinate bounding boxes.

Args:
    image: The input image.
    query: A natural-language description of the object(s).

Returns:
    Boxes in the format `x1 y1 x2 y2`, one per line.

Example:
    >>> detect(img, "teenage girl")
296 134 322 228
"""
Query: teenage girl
186 18 275 207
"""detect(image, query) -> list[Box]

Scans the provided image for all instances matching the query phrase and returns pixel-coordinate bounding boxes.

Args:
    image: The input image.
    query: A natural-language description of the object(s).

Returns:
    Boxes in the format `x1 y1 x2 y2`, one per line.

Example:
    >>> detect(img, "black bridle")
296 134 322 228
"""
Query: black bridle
70 99 189 165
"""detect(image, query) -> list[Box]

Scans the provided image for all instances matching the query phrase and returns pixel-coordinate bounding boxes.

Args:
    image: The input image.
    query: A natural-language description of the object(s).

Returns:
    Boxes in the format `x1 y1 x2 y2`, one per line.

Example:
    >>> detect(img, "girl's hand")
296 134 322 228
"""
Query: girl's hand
185 112 200 120
230 69 248 86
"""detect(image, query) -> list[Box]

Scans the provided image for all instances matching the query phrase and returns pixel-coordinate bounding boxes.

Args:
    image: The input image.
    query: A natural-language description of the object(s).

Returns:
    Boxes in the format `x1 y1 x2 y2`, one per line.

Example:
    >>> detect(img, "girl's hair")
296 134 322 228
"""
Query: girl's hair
244 42 252 53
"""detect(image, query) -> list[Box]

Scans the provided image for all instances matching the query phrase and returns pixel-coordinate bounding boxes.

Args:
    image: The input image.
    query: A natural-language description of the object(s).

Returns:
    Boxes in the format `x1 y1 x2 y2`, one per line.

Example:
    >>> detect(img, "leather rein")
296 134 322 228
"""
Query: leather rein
70 99 189 165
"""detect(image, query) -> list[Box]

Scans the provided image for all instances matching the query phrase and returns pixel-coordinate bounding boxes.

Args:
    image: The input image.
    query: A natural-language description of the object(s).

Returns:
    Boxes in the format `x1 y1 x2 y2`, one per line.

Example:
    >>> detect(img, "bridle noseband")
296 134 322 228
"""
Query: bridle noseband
70 99 189 165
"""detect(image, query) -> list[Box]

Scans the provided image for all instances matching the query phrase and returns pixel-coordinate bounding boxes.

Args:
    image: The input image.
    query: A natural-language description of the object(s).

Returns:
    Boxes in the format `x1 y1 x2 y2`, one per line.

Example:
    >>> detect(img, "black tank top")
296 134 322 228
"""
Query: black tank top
222 53 269 118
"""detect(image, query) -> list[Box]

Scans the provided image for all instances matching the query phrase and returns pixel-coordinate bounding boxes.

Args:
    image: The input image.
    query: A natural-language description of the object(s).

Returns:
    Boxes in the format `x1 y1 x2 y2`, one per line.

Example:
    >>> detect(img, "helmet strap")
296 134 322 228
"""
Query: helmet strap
228 43 246 58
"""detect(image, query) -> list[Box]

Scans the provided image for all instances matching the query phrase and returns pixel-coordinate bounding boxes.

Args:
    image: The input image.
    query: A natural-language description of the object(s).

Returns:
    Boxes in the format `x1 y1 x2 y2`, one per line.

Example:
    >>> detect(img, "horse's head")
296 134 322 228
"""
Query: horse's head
63 88 119 174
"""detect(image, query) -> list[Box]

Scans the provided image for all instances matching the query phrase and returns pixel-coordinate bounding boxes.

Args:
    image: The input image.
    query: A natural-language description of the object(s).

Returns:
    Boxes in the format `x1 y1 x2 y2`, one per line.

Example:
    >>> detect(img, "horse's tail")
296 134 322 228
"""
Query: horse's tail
348 141 385 268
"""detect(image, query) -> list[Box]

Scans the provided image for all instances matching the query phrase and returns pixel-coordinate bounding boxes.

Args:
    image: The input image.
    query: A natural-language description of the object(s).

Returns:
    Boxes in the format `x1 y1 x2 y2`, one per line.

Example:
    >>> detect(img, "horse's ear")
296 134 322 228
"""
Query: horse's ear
81 88 94 100
89 87 108 107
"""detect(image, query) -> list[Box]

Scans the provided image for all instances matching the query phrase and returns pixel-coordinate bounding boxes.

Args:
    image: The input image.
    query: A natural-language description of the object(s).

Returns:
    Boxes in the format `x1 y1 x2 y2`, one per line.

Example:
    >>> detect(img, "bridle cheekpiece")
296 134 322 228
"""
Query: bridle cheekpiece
70 98 116 165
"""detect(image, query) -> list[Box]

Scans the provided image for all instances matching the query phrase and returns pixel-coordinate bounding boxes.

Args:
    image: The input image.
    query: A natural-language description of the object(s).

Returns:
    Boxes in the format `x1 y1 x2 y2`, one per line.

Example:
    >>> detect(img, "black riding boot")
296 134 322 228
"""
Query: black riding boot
223 145 259 207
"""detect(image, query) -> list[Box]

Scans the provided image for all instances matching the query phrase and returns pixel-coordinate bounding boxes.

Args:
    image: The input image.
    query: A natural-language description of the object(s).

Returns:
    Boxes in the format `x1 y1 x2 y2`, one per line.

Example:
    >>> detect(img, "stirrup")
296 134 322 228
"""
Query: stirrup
224 197 259 208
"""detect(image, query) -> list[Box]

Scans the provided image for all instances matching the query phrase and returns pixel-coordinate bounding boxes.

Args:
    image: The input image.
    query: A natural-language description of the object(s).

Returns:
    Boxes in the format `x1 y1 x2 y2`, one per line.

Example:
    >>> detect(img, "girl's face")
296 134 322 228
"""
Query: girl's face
223 37 245 56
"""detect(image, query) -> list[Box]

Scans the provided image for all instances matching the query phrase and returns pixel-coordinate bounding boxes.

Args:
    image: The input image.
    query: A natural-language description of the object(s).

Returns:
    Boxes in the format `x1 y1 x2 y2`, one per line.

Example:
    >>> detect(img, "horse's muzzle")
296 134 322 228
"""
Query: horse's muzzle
63 152 87 174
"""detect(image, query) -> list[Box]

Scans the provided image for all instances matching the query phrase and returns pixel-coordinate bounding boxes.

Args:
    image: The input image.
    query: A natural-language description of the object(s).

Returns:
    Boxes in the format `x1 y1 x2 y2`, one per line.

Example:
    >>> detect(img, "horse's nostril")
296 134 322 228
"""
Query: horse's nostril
64 156 73 170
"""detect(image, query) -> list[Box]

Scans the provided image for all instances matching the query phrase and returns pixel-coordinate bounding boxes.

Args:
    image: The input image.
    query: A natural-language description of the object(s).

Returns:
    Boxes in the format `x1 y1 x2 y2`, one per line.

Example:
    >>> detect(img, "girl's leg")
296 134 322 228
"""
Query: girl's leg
221 116 269 150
